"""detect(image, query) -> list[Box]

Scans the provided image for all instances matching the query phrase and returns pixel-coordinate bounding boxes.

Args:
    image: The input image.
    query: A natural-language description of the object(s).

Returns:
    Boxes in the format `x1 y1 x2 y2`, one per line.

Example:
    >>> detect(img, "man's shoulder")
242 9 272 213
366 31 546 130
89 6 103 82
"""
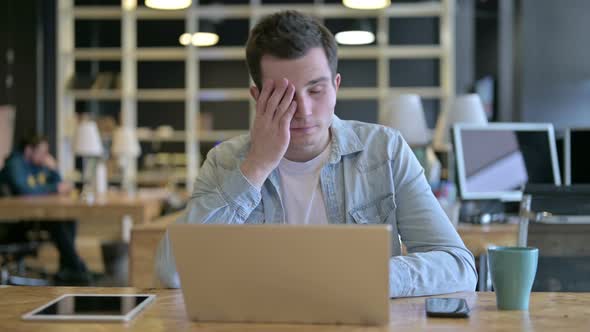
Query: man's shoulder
338 119 403 146
333 119 410 168
1 152 25 169
206 134 251 165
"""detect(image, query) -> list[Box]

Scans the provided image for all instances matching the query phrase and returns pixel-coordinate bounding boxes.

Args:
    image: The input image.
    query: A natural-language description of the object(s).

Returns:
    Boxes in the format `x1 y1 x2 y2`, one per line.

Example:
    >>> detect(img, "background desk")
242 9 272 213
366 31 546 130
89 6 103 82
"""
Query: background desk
457 223 519 291
457 223 518 256
1 286 589 331
0 191 165 276
0 191 164 230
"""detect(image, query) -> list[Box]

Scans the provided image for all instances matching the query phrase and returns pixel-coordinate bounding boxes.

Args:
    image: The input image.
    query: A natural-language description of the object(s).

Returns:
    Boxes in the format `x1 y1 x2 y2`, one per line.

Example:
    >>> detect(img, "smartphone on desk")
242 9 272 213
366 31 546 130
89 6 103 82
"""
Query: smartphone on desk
425 298 470 318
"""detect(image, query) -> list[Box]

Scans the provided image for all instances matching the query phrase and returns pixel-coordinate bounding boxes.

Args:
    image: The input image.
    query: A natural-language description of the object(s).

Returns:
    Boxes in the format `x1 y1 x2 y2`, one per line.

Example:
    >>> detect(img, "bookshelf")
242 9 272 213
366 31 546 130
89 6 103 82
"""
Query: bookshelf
57 0 455 192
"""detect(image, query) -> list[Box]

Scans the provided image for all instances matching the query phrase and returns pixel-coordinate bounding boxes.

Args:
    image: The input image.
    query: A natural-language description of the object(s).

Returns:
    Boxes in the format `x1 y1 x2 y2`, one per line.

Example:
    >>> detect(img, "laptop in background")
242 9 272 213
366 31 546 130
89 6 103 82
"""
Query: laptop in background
524 183 590 223
168 224 391 326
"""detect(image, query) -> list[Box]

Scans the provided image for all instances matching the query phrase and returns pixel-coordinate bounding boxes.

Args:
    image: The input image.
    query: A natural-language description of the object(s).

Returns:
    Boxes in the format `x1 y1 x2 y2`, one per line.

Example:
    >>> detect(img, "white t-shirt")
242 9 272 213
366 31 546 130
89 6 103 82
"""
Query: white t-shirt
278 144 331 224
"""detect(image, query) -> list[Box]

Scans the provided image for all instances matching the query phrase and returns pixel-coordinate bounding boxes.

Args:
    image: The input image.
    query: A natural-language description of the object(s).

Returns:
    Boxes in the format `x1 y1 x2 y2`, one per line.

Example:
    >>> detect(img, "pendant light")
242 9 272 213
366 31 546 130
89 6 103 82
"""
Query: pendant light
145 0 191 10
343 0 390 10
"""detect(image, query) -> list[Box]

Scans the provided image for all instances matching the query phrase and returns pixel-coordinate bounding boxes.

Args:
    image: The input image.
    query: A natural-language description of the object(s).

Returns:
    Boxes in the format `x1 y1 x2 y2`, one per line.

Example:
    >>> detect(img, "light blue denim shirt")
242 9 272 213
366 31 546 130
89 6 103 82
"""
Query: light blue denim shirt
155 115 477 297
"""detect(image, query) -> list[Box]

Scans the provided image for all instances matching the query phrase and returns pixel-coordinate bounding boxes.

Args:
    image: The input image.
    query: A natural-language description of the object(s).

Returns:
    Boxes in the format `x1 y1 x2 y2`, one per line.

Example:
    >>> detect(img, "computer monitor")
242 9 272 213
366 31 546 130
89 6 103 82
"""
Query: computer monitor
453 123 561 202
564 128 590 185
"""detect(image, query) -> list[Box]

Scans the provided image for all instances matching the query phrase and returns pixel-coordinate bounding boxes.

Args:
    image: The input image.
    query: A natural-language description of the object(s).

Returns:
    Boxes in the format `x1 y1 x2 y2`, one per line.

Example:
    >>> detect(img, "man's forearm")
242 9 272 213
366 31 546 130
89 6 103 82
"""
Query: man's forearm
388 248 477 298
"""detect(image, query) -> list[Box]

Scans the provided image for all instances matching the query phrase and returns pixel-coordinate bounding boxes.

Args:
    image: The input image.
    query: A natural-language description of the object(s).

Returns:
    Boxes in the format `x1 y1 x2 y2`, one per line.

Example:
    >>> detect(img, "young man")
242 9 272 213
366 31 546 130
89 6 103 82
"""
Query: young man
156 10 477 297
0 134 90 285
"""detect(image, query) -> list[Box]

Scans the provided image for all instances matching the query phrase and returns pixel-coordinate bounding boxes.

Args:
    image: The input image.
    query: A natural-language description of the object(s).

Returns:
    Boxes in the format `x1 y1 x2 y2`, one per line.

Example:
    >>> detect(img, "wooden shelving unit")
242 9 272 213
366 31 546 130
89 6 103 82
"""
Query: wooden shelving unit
57 0 455 191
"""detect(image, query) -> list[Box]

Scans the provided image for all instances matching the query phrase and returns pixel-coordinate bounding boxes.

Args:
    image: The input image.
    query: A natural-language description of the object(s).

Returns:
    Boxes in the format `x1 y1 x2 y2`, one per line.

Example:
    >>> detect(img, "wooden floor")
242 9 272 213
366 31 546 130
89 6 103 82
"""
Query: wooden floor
25 235 105 274
23 218 125 274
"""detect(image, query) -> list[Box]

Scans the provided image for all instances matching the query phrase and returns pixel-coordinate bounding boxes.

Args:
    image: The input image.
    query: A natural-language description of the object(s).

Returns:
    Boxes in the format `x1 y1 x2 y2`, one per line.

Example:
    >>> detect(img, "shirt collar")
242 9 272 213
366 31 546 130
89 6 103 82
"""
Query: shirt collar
238 114 366 164
327 115 365 164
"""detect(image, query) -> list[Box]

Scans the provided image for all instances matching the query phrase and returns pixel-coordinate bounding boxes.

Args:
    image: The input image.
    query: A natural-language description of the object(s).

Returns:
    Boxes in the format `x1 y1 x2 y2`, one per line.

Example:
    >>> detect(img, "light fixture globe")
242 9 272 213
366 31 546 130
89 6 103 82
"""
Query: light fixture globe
335 30 375 45
145 0 191 10
343 0 390 10
192 32 219 47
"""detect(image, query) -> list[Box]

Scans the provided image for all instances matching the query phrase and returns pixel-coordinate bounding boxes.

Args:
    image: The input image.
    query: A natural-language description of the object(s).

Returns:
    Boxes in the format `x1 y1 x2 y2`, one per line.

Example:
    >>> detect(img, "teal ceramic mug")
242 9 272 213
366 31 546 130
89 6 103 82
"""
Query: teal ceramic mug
488 246 539 310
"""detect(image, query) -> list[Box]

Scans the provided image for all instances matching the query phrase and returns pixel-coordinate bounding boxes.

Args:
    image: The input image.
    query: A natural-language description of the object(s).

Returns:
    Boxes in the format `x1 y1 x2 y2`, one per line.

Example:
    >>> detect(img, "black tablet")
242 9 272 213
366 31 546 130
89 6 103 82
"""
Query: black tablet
22 294 156 322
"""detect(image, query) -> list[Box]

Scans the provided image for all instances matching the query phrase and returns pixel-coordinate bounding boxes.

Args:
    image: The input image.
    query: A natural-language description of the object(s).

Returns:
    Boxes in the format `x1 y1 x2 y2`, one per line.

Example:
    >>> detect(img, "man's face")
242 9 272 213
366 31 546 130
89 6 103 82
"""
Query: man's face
258 47 341 158
25 142 49 166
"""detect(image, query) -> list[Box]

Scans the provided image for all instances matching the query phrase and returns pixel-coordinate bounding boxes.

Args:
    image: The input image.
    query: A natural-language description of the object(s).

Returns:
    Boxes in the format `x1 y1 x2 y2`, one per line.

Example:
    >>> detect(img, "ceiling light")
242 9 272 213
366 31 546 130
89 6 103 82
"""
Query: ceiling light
179 33 192 46
192 32 219 47
179 20 220 47
145 0 191 10
335 30 375 45
342 0 390 10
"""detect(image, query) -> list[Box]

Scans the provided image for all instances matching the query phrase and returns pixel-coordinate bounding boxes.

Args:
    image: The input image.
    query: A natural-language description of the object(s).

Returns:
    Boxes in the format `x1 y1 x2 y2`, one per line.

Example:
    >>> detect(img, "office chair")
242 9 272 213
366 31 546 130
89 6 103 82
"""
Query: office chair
0 185 49 286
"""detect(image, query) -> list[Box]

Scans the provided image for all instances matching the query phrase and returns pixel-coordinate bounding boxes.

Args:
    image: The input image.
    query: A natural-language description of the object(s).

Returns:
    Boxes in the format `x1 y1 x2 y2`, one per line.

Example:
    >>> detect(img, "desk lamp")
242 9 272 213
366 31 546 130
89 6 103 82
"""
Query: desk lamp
111 126 141 196
433 94 488 152
432 94 488 221
74 118 104 203
388 94 441 186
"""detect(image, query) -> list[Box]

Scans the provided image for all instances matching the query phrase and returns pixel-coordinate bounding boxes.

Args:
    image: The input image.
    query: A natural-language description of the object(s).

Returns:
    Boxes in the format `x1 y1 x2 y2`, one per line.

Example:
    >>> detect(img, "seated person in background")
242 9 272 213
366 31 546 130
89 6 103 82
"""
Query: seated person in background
0 133 90 285
156 10 477 297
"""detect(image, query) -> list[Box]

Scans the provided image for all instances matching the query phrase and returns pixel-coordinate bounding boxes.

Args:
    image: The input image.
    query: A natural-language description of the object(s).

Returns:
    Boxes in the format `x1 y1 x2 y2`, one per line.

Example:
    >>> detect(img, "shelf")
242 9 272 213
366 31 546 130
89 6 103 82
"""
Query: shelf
70 90 121 100
108 170 187 186
71 3 442 20
339 87 443 99
71 88 249 101
102 129 247 143
74 48 121 60
59 0 454 193
339 46 442 59
137 130 248 143
73 45 442 61
389 87 443 99
137 88 250 102
66 170 188 186
199 89 250 101
71 87 442 101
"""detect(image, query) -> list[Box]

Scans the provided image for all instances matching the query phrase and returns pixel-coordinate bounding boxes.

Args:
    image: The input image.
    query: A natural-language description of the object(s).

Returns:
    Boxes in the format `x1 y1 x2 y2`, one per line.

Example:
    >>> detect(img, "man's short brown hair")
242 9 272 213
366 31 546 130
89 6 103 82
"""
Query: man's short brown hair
18 132 48 152
245 10 338 89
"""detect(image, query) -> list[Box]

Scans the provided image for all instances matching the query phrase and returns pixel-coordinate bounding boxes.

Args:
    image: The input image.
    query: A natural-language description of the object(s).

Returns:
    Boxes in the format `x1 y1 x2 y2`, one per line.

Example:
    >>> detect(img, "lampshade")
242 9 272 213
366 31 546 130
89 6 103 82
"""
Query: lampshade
335 20 375 46
111 127 141 158
433 93 488 151
145 0 191 10
388 94 429 146
74 119 104 157
343 0 390 10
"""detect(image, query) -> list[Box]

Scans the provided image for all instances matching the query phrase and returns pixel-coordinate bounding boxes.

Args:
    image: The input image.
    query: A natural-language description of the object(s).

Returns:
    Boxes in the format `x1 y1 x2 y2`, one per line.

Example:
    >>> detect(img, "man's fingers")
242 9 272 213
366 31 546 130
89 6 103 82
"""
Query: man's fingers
280 101 297 131
264 78 289 118
274 83 296 122
256 79 274 116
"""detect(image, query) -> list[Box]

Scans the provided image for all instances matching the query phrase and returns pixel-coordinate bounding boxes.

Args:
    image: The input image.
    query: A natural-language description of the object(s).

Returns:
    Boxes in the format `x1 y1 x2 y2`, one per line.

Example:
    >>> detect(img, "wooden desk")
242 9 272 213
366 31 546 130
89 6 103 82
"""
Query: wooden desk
0 191 164 241
1 287 589 331
457 223 518 257
0 191 175 275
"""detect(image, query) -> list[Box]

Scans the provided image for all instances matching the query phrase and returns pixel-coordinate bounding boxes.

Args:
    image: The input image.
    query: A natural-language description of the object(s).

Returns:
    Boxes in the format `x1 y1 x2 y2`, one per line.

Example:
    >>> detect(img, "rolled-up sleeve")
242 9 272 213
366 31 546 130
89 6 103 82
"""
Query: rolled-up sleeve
388 135 477 297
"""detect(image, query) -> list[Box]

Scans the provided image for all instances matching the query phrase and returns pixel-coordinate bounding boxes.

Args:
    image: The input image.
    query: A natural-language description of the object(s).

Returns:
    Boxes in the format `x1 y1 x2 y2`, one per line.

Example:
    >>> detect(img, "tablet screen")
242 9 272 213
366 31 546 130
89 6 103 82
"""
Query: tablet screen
23 294 155 321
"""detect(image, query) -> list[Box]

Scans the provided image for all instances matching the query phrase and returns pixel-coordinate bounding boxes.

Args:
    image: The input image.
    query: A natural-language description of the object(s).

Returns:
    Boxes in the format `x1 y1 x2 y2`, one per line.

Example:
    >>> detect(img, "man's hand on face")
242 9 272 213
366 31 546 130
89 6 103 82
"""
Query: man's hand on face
43 154 58 170
57 182 73 195
241 78 297 188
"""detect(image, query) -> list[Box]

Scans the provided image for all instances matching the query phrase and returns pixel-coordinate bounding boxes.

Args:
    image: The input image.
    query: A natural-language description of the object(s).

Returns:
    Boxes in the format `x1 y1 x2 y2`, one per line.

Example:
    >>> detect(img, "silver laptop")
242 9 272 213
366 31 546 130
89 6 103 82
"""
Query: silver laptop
168 224 391 325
